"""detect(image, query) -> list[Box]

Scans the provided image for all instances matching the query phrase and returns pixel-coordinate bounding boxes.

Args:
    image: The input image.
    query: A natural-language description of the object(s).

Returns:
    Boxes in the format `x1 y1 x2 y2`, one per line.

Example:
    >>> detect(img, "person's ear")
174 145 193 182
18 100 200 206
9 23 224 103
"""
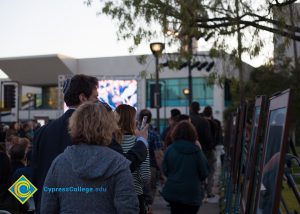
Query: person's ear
79 93 88 103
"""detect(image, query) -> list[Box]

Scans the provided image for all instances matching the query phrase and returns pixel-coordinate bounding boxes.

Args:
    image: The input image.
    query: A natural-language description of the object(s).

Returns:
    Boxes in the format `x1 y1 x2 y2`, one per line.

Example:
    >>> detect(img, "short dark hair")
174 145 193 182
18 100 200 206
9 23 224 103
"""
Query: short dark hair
171 121 197 142
9 143 27 161
203 106 213 117
138 109 152 123
170 109 181 118
64 74 98 107
190 101 200 113
174 114 190 122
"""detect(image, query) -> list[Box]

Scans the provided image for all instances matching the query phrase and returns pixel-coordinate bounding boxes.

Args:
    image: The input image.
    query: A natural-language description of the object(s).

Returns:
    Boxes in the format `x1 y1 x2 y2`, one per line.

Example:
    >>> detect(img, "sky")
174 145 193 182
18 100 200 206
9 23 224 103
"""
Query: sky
0 0 278 78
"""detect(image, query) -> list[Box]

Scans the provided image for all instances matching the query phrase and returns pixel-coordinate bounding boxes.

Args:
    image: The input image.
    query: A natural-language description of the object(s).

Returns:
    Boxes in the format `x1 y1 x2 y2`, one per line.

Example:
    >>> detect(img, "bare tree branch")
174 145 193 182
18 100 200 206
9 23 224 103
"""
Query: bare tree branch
241 20 300 40
195 11 300 36
243 12 300 32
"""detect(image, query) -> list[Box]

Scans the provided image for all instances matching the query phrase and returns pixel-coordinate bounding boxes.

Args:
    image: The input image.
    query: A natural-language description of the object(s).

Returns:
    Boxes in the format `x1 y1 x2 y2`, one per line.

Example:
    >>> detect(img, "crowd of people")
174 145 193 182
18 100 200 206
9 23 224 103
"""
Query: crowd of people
0 121 40 213
0 74 223 214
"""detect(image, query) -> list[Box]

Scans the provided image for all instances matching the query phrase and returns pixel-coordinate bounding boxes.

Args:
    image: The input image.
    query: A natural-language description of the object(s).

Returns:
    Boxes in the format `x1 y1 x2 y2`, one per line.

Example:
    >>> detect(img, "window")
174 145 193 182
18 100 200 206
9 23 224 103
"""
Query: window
42 86 58 109
146 77 213 107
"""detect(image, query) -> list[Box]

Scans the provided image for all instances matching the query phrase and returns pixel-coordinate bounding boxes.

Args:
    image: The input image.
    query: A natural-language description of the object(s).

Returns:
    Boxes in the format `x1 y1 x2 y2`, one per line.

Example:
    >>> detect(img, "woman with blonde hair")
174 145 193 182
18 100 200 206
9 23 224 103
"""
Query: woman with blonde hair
116 104 150 214
41 102 139 214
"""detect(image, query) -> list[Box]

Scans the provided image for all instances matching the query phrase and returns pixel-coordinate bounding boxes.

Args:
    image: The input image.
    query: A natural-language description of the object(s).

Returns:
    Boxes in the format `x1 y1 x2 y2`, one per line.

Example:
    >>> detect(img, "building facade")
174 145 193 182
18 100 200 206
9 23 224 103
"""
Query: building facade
0 53 253 129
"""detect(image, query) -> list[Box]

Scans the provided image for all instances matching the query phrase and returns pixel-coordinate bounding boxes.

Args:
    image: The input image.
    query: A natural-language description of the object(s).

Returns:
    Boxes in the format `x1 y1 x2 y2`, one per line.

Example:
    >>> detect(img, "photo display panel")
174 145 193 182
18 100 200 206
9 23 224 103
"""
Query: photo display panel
241 96 266 214
255 89 292 214
234 103 248 193
230 112 239 180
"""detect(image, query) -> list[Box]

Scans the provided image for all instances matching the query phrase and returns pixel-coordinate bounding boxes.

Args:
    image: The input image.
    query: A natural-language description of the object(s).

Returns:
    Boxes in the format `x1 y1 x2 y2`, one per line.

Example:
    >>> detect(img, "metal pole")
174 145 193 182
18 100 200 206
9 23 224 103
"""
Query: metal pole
188 37 193 107
28 99 31 120
155 56 160 133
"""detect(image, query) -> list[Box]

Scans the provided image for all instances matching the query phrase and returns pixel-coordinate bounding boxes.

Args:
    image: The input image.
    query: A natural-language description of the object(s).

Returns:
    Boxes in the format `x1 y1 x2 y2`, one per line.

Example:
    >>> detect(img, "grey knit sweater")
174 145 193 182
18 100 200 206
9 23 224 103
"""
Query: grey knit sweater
41 144 139 214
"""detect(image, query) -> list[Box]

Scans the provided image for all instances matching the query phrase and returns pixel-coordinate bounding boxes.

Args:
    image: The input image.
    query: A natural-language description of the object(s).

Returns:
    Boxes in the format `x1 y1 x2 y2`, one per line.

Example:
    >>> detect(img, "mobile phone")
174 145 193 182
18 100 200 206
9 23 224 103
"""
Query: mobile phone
140 116 148 130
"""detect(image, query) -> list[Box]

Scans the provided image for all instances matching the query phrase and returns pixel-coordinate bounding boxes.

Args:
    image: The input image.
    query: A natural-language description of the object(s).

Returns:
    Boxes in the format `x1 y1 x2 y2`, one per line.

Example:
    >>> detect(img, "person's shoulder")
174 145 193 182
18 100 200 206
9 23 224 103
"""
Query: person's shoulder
96 145 130 166
164 144 174 155
34 122 50 137
39 110 73 132
49 151 69 169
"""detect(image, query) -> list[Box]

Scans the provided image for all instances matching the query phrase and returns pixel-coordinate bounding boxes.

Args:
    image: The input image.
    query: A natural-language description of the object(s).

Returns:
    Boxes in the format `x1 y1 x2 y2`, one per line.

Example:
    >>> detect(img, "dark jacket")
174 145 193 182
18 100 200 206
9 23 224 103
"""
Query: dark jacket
109 138 147 172
41 144 139 214
32 109 147 213
190 113 214 151
10 160 25 177
162 140 209 206
32 109 75 213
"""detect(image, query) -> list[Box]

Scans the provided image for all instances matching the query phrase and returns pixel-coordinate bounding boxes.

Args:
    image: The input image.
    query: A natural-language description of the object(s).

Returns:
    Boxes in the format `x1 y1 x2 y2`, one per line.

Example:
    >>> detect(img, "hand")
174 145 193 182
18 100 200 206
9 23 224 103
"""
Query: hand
135 124 149 140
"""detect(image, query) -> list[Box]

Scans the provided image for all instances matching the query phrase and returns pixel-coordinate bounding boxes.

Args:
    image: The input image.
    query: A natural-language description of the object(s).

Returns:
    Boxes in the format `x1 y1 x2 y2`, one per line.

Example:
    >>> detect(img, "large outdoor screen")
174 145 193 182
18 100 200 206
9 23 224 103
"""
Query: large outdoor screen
98 80 137 109
64 79 137 112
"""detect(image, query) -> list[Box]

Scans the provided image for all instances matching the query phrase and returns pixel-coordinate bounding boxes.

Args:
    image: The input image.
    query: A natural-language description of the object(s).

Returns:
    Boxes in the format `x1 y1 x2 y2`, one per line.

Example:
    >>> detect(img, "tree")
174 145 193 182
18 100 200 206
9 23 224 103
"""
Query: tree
86 0 300 100
87 0 300 143
224 62 300 144
86 0 300 48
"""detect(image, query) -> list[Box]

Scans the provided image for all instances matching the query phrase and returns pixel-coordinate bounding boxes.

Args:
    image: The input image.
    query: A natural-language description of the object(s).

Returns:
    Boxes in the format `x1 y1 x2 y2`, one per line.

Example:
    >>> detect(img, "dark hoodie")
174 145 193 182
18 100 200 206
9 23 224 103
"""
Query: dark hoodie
41 144 139 214
162 140 209 206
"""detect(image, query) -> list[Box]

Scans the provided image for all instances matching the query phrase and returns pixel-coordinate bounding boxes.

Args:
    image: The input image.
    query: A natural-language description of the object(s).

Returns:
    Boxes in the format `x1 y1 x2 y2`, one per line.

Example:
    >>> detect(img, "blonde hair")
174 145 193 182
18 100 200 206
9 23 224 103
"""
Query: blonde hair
69 102 119 146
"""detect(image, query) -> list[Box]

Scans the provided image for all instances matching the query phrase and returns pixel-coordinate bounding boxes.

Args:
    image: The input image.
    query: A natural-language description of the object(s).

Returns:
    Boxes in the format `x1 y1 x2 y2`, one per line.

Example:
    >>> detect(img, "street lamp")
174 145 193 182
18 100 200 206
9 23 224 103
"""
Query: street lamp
150 42 165 133
187 37 193 109
183 88 190 96
26 92 33 120
183 88 190 114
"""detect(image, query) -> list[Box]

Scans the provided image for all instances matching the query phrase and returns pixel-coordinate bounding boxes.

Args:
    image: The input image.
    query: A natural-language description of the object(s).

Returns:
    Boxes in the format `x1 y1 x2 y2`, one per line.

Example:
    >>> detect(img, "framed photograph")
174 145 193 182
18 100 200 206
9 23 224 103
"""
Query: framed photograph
240 95 266 214
225 111 240 212
254 89 292 214
232 103 248 192
229 110 239 183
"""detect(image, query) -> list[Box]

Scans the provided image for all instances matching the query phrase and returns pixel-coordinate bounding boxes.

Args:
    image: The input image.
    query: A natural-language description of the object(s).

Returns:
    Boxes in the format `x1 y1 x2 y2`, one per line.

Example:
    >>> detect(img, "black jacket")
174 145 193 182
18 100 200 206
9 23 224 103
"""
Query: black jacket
32 109 147 213
190 112 214 152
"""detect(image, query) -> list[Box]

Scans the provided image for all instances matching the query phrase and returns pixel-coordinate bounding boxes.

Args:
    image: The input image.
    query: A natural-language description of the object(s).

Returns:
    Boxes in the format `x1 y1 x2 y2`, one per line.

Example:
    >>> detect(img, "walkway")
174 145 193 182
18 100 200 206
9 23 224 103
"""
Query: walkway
152 145 223 214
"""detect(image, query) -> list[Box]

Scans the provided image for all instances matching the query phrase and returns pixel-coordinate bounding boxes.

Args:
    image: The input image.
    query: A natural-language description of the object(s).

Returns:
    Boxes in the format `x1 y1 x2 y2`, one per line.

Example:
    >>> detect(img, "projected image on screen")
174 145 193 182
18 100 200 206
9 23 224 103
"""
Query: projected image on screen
98 80 137 109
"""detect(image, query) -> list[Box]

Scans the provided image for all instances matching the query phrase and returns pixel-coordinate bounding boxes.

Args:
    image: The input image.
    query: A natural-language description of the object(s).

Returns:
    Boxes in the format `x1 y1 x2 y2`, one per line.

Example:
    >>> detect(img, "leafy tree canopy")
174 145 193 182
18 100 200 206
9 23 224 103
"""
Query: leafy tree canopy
86 0 299 59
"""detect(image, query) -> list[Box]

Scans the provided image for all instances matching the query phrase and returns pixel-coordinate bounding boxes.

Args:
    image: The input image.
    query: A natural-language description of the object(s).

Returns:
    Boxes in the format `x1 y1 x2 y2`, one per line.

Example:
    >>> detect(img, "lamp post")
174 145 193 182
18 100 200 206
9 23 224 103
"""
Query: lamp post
187 37 193 108
183 88 190 114
150 42 165 133
26 92 33 120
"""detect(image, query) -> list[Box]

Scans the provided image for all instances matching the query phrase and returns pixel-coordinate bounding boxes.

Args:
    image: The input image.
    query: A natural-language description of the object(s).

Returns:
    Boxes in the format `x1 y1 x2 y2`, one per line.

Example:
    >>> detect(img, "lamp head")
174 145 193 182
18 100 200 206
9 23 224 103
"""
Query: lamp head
197 61 209 71
150 42 165 57
206 61 215 72
191 61 200 69
183 88 190 95
26 92 33 99
178 62 188 70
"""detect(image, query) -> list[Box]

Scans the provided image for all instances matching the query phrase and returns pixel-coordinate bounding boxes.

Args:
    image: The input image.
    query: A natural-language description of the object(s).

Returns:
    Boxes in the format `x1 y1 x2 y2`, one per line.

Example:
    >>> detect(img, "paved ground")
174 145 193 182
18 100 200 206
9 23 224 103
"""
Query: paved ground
151 193 220 214
152 146 223 214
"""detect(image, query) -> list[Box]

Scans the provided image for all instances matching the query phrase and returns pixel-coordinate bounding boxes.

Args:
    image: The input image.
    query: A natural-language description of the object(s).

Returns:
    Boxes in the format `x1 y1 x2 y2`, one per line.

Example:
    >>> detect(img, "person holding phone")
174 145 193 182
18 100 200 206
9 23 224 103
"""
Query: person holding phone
41 102 139 213
32 74 148 213
138 109 164 213
115 104 150 214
